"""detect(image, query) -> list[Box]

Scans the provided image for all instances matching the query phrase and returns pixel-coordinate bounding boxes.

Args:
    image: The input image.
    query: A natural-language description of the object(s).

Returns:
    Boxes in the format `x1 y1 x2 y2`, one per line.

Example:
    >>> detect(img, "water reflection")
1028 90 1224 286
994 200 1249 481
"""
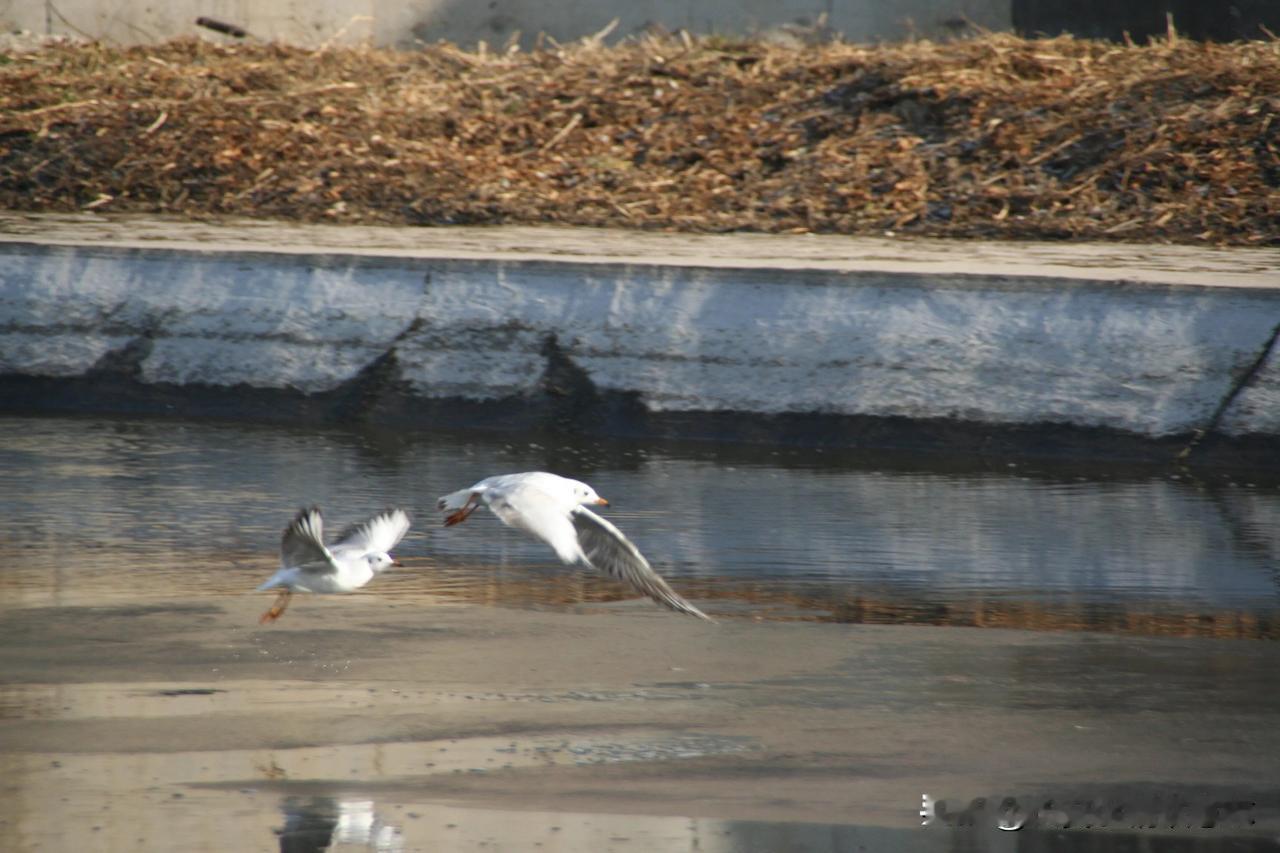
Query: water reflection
2 666 1276 851
269 797 935 852
1 415 1278 636
278 797 403 853
396 564 1280 639
266 795 1280 853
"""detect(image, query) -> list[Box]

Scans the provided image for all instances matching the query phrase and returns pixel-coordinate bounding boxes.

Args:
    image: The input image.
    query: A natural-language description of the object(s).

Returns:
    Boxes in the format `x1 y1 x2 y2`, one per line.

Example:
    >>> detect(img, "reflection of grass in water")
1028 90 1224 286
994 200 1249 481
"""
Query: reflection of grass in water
821 593 1280 641
395 563 1280 640
0 542 273 608
10 546 1274 641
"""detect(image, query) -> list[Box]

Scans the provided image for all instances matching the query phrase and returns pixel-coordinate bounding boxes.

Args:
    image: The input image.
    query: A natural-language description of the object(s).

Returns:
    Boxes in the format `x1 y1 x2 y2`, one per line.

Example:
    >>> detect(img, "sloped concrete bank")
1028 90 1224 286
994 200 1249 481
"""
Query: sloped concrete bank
1 213 1278 467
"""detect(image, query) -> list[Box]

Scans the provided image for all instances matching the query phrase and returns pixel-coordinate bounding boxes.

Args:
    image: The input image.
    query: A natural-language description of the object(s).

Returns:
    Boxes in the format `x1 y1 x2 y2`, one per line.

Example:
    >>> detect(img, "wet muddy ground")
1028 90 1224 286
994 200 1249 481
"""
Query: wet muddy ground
1 415 1278 851
3 593 1279 851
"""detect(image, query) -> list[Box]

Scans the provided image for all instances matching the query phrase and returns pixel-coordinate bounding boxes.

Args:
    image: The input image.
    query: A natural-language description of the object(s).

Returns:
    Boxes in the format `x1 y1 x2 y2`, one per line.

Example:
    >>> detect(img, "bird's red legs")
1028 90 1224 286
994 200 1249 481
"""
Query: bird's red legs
444 493 481 527
259 589 292 624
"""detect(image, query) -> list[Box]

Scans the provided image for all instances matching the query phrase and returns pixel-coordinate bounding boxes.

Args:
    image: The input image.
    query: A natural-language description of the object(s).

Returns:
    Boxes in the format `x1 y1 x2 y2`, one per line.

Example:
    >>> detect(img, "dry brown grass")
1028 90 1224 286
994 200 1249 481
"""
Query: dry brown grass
2 32 1277 244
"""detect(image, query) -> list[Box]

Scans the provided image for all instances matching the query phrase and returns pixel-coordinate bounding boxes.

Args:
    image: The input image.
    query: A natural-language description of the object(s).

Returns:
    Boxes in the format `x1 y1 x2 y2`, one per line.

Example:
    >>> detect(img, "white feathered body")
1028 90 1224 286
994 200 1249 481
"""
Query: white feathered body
438 471 711 620
256 558 376 595
257 506 411 596
440 472 587 563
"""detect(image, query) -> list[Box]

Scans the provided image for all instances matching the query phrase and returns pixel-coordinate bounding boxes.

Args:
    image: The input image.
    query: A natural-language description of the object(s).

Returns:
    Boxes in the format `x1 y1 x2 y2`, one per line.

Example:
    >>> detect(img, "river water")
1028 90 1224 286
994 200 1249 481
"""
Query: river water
2 415 1280 853
2 414 1277 634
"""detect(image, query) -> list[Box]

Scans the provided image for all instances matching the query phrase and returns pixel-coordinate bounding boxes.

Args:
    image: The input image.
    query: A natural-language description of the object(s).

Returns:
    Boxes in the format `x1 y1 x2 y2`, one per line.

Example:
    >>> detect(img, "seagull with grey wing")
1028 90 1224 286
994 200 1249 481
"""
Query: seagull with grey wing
437 472 712 621
257 506 411 624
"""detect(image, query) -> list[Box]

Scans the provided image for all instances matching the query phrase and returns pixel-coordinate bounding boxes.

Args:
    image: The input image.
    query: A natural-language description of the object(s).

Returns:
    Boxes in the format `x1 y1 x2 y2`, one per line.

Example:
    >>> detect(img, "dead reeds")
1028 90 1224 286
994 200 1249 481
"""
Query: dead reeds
2 31 1276 244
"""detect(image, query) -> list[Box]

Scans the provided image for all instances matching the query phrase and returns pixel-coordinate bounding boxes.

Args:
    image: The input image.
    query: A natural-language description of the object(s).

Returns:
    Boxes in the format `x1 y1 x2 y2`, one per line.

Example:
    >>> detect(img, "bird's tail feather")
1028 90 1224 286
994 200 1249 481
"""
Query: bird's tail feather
436 487 476 512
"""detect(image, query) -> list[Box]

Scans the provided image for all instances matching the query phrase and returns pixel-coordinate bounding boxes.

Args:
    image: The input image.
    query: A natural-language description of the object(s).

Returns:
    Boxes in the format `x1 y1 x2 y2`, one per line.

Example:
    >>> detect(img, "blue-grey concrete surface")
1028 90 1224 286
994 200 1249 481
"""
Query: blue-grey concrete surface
1 212 1277 453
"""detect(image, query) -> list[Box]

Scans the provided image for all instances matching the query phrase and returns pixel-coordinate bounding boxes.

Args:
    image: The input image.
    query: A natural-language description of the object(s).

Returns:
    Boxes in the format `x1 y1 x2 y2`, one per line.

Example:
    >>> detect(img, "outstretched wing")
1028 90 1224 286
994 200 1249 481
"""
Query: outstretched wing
570 507 713 621
281 506 339 575
333 508 411 555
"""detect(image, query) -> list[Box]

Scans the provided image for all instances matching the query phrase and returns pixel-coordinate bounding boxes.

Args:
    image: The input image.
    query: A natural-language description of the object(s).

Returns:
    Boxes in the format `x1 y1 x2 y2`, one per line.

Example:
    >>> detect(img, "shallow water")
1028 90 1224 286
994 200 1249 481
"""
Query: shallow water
12 783 1275 853
1 414 1277 635
4 415 1280 852
5 674 1278 852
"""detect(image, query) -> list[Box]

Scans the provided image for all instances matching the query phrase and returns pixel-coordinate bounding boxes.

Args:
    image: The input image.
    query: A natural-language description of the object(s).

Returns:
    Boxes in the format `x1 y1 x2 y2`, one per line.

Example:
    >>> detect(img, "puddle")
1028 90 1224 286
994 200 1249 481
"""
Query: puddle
6 784 1276 852
1 728 753 851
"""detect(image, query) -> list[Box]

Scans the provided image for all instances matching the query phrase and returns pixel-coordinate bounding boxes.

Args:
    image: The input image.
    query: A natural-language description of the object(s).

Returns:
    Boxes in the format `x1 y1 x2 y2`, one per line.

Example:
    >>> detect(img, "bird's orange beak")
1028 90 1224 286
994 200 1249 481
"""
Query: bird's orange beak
595 497 609 506
392 558 404 567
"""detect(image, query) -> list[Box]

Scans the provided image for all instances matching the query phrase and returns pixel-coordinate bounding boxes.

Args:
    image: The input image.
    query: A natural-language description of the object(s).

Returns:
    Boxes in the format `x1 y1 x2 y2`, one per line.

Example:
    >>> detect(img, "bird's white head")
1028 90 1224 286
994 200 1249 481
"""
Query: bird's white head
569 480 609 507
369 552 401 573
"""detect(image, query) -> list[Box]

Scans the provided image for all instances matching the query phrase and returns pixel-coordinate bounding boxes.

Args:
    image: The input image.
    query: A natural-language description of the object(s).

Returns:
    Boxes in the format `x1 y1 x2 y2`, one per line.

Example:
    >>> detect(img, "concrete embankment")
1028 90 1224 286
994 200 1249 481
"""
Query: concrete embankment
1 213 1277 467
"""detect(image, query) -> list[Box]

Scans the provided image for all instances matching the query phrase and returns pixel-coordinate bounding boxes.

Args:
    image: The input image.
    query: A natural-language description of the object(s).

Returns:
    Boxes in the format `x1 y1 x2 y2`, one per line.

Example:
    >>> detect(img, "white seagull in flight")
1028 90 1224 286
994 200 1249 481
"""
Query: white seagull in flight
437 472 712 621
257 506 411 624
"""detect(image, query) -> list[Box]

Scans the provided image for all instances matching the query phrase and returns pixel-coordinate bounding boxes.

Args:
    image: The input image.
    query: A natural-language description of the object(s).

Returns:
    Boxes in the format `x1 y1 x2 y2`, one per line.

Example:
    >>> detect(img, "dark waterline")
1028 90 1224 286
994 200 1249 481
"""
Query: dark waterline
2 413 1278 637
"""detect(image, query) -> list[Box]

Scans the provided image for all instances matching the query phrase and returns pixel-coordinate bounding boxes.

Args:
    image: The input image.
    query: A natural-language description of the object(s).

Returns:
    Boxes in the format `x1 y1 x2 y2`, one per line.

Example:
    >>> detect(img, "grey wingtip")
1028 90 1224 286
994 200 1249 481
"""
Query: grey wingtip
681 603 717 624
656 590 716 623
283 505 321 536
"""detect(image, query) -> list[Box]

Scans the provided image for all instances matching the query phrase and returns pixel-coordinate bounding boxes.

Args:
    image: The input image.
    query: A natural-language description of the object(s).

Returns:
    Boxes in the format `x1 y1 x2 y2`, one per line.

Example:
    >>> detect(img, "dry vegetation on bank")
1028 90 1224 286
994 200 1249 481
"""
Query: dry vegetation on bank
1 31 1277 244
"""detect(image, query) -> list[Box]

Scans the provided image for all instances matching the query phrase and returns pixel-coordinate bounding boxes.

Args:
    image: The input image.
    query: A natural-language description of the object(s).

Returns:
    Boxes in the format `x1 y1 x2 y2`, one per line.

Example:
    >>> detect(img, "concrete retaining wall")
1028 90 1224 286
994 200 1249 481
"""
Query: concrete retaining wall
1 215 1277 460
1 0 1009 48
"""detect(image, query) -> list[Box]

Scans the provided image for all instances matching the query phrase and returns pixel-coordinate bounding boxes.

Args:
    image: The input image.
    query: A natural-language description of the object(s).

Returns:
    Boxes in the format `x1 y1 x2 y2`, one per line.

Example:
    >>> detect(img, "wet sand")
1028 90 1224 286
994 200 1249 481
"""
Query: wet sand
2 574 1279 851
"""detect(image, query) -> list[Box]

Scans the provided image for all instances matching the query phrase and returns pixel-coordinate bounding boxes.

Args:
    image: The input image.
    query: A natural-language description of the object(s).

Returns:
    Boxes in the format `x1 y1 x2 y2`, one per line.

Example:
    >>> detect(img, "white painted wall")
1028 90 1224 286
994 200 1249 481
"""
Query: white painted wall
1 0 1008 47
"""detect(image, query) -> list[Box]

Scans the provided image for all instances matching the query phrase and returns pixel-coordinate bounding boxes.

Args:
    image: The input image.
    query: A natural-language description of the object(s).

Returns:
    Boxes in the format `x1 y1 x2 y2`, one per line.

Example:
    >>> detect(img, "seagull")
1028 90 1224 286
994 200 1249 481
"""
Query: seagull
257 506 411 624
437 472 712 621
